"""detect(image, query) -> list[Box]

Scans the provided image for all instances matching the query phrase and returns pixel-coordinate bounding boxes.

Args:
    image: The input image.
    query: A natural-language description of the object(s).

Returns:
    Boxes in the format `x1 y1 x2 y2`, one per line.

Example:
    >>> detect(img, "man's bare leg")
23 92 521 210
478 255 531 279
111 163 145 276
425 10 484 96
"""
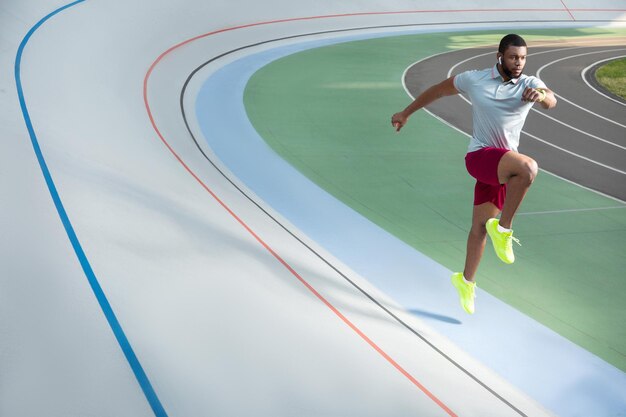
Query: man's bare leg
497 151 538 229
463 202 500 281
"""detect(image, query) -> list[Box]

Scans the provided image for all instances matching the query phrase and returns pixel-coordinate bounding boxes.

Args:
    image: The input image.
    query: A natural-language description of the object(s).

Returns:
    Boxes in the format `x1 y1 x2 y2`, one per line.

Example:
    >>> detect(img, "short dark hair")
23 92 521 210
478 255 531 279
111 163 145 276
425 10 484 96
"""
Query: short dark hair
498 34 527 53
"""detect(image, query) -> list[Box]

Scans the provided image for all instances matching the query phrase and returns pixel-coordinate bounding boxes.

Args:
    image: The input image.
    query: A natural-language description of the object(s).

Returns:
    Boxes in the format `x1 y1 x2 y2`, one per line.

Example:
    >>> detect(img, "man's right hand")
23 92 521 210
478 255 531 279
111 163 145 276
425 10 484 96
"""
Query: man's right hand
390 76 458 133
391 112 408 132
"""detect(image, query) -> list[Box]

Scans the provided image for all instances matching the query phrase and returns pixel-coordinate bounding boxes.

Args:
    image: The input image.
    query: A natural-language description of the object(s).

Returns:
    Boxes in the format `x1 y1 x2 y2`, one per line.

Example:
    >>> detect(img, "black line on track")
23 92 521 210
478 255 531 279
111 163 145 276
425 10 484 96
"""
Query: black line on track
173 19 619 416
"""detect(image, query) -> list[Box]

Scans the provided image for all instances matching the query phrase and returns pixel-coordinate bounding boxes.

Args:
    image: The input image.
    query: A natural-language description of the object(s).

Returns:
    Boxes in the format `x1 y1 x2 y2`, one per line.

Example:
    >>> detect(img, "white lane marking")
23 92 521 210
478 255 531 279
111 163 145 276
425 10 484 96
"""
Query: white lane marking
581 55 626 107
532 107 626 150
517 206 626 216
524 130 626 174
445 46 626 150
537 48 626 129
401 45 626 201
548 93 626 129
420 108 626 204
445 43 611 78
431 45 626 172
439 79 626 175
421 104 626 203
446 49 492 77
527 161 626 204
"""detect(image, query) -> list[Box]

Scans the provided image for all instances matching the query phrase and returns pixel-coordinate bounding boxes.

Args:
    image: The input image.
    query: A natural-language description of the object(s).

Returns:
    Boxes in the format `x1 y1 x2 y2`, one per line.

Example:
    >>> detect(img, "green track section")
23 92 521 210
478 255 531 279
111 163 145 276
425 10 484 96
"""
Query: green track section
244 28 626 371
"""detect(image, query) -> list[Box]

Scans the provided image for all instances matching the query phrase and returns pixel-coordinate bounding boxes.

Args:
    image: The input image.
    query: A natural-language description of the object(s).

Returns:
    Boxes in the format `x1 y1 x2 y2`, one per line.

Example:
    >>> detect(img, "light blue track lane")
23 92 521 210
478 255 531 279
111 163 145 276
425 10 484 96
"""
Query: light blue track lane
194 29 626 417
15 2 167 416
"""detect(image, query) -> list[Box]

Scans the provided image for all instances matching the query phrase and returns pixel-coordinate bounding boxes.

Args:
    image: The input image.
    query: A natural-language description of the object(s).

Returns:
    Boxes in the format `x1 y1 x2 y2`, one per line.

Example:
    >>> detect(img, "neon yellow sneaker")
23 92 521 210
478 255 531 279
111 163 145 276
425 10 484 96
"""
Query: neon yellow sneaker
485 218 520 264
451 272 475 314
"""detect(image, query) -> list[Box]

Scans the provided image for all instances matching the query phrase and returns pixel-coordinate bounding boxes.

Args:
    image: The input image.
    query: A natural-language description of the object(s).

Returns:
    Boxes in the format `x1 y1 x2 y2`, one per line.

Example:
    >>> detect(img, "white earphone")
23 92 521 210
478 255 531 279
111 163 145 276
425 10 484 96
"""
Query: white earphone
498 56 502 65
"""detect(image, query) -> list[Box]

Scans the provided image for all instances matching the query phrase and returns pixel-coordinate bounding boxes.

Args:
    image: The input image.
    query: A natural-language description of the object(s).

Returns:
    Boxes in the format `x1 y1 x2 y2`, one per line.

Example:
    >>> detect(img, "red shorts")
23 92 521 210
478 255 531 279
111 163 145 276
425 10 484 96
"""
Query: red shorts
465 147 510 210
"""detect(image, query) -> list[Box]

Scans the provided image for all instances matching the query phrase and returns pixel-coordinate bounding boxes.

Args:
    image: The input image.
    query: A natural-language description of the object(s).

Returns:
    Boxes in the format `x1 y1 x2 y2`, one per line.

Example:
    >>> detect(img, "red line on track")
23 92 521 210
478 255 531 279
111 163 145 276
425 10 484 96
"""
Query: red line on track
141 6 620 67
142 6 616 413
143 11 464 416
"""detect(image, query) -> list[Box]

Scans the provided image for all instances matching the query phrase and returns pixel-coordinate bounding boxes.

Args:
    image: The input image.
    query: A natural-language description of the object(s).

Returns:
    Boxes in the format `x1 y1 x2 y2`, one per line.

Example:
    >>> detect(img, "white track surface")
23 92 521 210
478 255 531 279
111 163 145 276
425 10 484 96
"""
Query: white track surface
2 1 625 416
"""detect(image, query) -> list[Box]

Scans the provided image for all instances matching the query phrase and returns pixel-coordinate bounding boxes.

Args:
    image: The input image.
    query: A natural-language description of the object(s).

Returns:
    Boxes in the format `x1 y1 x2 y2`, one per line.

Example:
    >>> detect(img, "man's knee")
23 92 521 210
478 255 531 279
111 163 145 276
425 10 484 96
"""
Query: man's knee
505 156 538 185
523 158 539 184
498 152 538 184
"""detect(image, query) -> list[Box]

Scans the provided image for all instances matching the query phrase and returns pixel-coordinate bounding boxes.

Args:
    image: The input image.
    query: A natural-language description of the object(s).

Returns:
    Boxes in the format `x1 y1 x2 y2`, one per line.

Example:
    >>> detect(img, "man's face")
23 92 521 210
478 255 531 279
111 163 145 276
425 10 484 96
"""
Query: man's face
499 46 527 79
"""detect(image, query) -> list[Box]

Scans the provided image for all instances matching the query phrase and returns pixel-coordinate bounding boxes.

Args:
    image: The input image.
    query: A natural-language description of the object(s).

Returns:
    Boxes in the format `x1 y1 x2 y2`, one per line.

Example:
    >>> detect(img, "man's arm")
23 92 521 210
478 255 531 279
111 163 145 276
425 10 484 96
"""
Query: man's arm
522 87 557 109
391 76 459 132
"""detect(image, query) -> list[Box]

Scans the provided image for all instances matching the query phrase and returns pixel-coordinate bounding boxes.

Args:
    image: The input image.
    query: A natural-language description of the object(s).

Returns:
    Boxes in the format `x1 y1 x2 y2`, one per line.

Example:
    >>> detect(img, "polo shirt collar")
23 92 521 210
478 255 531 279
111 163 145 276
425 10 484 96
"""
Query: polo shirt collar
492 64 520 84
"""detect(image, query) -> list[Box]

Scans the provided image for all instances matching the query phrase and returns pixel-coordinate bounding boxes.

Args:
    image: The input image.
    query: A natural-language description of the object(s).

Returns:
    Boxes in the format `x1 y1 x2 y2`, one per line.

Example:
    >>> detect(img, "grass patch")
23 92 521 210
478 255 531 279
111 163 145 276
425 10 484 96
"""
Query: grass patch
595 57 626 100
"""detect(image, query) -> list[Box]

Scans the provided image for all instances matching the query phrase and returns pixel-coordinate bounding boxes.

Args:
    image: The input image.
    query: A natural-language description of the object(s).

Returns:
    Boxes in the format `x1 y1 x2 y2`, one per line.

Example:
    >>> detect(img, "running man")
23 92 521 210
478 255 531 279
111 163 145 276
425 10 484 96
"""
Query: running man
391 34 557 314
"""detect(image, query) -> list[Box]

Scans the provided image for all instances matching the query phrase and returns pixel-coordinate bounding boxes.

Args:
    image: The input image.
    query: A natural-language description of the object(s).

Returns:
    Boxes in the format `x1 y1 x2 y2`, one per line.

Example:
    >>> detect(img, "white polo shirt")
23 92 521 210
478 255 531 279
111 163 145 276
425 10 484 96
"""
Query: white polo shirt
453 64 546 152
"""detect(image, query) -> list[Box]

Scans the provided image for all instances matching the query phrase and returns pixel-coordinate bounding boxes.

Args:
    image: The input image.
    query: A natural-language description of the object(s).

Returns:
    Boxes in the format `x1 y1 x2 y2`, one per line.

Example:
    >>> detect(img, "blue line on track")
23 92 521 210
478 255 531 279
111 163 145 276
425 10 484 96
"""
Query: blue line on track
14 2 167 416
